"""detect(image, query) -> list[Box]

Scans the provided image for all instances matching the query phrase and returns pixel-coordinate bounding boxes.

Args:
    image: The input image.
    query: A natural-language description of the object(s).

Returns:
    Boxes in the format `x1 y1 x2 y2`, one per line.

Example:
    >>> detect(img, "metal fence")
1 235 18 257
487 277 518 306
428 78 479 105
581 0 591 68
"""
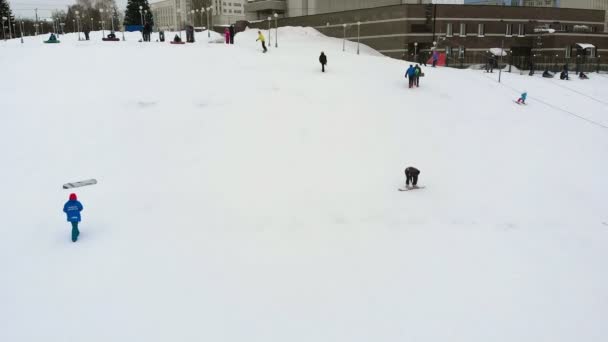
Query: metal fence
445 55 606 73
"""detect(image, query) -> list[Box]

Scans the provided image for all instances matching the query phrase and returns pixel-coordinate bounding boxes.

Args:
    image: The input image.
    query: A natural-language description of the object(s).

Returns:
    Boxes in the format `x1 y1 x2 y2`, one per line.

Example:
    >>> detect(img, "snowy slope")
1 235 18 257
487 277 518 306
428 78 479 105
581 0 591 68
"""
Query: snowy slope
1 27 608 342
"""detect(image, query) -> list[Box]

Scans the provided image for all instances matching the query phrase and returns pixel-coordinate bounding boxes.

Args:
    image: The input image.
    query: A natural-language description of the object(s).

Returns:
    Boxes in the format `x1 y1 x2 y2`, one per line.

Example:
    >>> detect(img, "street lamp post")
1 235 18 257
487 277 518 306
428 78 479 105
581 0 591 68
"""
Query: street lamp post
267 16 271 49
1 17 6 41
274 12 278 48
191 10 195 26
414 42 418 61
34 23 38 36
90 18 93 34
139 6 144 26
72 19 75 36
20 21 24 43
206 7 212 38
357 21 361 55
342 23 347 52
112 10 116 32
100 8 105 37
75 10 81 40
7 15 12 39
176 9 182 39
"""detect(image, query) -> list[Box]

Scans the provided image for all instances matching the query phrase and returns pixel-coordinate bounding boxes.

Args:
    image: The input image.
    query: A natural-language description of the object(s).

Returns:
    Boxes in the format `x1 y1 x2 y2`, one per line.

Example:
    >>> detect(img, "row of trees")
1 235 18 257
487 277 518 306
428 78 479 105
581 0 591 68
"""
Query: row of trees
1 0 154 37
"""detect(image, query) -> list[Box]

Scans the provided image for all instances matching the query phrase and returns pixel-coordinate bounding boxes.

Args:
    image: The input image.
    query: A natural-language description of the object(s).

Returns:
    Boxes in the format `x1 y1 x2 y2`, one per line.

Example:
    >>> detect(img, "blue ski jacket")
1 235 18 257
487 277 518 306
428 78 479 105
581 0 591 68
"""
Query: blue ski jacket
63 200 83 222
405 66 416 78
521 92 527 100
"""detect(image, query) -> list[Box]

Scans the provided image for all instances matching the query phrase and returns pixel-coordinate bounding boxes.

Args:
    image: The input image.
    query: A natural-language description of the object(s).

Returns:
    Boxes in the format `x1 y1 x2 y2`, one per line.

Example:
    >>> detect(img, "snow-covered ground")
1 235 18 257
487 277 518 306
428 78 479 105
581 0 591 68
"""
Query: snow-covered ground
1 27 608 342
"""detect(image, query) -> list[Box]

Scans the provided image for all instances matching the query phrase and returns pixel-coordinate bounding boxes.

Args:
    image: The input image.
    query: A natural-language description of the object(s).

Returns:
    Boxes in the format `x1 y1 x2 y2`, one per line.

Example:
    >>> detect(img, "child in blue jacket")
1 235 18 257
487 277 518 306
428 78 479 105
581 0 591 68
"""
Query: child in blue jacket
63 193 84 242
517 91 527 104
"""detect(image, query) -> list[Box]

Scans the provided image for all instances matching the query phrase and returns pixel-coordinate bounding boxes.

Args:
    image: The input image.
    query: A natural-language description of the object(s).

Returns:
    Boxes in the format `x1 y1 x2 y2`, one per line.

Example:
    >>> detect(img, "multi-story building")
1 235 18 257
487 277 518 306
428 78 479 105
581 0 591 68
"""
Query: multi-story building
244 0 464 20
151 0 247 30
249 3 607 70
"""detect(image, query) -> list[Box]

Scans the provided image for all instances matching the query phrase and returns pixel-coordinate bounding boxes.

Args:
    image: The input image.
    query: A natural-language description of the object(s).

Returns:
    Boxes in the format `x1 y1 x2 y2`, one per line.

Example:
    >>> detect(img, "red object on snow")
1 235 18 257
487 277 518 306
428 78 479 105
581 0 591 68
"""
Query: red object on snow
69 193 77 201
427 52 447 66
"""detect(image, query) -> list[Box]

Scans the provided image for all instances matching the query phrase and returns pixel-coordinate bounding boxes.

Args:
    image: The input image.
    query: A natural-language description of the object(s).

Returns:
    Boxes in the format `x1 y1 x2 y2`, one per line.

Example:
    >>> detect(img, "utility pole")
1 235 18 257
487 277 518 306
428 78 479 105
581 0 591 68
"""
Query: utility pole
35 8 38 24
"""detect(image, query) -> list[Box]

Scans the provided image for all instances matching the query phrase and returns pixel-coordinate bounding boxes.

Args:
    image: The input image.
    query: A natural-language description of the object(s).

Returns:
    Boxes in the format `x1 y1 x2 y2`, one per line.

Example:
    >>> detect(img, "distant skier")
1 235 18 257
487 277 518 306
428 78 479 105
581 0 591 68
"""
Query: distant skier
319 52 327 72
224 28 230 44
432 50 439 67
579 72 589 79
404 167 421 188
229 24 235 44
516 91 527 104
256 31 267 53
63 193 84 242
405 64 416 88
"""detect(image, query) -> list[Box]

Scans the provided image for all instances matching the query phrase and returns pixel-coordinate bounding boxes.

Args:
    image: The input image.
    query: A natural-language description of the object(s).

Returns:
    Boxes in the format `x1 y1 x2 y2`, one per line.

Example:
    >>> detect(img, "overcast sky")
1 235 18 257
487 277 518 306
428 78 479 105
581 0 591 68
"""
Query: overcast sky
10 0 129 18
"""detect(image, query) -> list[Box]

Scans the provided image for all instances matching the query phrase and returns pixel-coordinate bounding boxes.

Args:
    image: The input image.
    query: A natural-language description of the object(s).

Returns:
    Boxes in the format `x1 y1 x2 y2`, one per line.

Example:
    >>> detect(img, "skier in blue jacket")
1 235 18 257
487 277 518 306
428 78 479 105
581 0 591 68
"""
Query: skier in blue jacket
63 193 84 242
405 65 416 88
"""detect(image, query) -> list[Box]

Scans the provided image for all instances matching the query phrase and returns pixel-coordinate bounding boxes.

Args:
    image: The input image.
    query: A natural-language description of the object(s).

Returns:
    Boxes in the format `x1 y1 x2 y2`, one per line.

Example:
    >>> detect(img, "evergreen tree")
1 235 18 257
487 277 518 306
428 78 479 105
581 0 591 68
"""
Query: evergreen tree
123 0 153 27
0 0 13 20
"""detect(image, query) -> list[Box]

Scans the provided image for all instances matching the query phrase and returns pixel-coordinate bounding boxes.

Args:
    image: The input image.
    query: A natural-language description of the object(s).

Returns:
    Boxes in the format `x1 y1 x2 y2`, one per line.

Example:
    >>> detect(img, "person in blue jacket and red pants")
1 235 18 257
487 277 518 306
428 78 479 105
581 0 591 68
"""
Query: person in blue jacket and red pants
63 193 84 242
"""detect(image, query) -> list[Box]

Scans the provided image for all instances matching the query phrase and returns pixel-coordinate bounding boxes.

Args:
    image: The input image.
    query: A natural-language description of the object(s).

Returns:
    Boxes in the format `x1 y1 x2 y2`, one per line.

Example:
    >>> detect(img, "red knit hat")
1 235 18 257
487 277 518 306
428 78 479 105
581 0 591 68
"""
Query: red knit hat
69 193 77 201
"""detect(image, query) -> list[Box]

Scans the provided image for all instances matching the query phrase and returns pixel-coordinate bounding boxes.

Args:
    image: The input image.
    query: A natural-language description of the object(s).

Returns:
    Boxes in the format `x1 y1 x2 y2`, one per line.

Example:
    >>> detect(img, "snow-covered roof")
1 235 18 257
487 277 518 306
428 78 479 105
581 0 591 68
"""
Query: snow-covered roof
576 43 595 49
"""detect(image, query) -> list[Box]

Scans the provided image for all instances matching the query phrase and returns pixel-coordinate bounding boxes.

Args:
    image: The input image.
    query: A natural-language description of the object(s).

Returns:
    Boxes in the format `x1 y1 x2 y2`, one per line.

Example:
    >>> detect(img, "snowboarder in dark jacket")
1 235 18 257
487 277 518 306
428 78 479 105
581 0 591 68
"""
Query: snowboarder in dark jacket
405 167 420 187
63 193 84 242
319 52 327 72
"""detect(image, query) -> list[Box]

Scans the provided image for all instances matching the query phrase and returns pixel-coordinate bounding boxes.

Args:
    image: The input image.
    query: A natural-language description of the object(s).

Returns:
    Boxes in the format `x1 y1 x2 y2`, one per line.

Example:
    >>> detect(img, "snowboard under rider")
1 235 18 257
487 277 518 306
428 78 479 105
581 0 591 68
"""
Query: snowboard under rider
63 193 84 242
405 167 421 188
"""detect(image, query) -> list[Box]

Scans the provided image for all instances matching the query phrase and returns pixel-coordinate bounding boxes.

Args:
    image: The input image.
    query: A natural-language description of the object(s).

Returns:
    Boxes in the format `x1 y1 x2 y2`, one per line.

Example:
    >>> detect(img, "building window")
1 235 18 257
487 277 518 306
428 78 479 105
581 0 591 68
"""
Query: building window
445 46 451 56
458 46 465 58
518 24 525 36
565 46 571 58
478 23 484 37
446 23 453 37
460 23 466 36
506 24 512 36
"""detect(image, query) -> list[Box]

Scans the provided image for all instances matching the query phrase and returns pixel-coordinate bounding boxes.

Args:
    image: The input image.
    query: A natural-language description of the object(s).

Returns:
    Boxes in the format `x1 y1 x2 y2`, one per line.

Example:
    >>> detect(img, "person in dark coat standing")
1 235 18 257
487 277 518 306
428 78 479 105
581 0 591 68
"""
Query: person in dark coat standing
414 64 422 87
404 167 421 188
319 52 327 72
63 193 84 242
143 22 152 42
229 24 235 44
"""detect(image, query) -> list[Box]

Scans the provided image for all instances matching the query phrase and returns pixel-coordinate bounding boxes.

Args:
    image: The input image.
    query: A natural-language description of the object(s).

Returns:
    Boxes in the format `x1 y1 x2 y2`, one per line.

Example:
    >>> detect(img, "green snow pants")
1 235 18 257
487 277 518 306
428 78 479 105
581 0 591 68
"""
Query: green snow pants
71 222 80 242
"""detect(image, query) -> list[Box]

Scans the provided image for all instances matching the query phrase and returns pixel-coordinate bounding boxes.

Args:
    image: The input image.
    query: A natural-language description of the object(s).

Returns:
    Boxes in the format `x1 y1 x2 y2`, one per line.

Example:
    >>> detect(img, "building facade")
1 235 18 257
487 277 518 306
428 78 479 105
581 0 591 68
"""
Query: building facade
244 0 464 20
249 4 607 70
151 0 246 30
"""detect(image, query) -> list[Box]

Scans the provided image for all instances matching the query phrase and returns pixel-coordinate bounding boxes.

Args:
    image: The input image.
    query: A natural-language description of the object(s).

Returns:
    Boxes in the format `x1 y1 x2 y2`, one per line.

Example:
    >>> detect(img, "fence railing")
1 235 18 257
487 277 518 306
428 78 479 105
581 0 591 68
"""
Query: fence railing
444 55 606 73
